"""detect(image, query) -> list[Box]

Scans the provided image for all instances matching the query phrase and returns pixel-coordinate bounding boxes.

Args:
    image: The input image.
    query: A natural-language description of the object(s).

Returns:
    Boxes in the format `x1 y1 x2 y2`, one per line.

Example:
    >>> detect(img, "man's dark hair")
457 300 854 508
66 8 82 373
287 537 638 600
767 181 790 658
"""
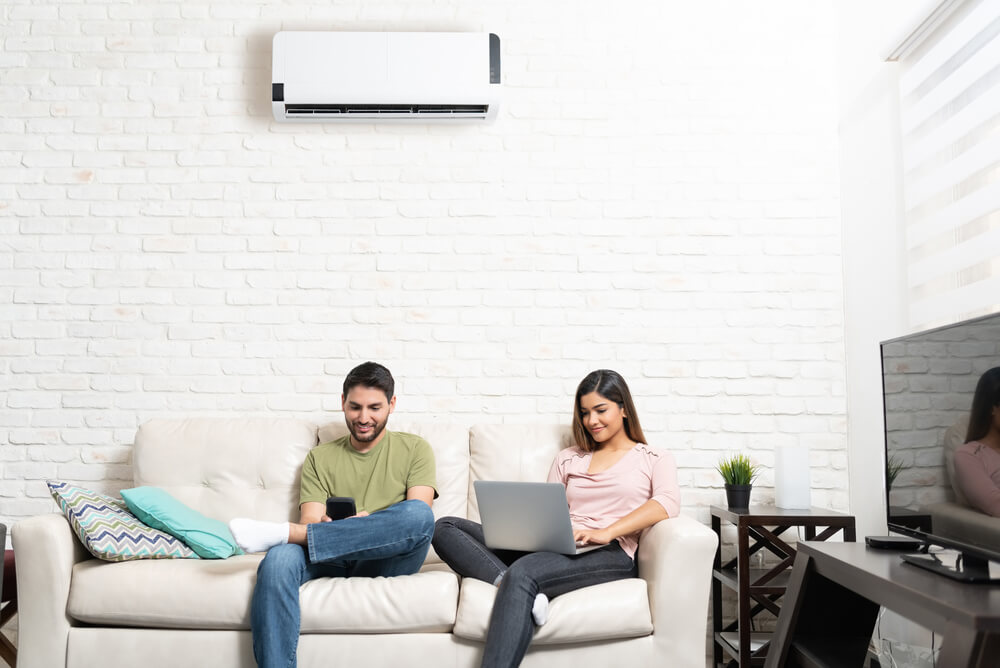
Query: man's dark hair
343 362 395 402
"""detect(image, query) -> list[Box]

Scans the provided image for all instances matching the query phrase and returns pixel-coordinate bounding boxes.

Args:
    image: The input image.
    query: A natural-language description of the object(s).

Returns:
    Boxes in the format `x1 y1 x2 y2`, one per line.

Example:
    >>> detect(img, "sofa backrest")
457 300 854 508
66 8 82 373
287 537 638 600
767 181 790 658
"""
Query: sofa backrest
132 418 576 527
467 424 574 521
133 418 318 523
943 414 970 506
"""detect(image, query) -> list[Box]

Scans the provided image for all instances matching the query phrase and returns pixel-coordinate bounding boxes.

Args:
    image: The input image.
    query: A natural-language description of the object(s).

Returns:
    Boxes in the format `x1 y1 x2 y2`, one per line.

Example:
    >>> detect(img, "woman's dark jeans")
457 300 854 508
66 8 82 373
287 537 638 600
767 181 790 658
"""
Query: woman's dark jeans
432 516 636 668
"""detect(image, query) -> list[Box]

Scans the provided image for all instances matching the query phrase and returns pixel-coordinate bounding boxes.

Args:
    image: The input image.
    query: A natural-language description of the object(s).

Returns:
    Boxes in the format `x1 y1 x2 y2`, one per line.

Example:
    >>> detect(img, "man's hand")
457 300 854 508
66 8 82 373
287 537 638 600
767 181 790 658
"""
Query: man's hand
319 510 370 522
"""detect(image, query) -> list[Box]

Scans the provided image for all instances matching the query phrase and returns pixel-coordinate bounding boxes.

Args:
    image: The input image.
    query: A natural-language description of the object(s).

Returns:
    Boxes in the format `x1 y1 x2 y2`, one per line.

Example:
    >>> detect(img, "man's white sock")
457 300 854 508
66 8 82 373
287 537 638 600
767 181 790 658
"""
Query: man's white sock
228 518 290 553
532 593 549 626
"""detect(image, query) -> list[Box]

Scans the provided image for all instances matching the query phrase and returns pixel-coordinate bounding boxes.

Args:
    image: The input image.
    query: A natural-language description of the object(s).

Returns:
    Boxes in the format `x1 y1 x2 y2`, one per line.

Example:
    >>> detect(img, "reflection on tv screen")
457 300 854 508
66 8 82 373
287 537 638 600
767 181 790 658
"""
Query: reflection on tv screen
882 311 1000 557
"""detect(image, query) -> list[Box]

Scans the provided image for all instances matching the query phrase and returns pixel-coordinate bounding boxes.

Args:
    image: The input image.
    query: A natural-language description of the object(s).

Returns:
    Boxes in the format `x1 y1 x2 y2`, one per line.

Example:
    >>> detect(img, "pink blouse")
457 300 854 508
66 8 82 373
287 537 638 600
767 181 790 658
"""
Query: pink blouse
954 441 1000 517
546 443 681 559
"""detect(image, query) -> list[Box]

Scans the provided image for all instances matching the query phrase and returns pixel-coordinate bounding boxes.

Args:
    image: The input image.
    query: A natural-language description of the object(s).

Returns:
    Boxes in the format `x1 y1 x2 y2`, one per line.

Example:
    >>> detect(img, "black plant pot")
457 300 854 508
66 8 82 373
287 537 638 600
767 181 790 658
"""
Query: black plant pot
725 484 752 510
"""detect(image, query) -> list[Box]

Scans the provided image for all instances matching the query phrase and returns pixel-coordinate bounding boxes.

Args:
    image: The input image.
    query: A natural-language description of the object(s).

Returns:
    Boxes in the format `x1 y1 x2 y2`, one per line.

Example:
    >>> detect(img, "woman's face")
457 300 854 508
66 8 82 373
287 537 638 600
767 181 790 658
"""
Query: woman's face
578 391 626 446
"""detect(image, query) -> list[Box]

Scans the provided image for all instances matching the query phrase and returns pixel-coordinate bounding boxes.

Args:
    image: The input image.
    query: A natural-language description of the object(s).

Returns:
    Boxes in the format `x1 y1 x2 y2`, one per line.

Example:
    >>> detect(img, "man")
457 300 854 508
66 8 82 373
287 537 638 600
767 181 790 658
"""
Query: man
229 362 437 668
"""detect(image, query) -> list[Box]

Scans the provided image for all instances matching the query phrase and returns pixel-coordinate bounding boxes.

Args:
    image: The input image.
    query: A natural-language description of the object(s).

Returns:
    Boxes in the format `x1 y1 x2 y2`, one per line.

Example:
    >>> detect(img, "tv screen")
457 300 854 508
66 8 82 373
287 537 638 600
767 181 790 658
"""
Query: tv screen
881 310 1000 573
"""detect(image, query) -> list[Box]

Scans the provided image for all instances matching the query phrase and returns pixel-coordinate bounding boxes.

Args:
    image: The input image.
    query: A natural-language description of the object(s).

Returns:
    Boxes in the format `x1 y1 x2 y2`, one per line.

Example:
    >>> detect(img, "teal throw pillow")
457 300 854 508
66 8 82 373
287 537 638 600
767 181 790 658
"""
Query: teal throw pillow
121 486 243 559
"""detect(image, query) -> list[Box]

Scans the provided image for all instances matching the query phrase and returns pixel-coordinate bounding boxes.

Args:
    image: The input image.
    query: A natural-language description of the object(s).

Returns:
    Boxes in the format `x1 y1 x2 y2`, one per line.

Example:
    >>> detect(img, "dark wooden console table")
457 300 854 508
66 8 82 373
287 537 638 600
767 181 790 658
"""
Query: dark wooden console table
764 541 1000 667
0 524 13 667
711 505 856 667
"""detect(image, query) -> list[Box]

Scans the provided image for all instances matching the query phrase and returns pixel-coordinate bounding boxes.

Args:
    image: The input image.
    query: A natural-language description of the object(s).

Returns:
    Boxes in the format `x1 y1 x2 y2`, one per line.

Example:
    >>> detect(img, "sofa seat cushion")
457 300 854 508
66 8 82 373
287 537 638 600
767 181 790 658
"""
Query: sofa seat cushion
453 577 652 644
68 556 460 633
299 568 459 633
69 555 262 628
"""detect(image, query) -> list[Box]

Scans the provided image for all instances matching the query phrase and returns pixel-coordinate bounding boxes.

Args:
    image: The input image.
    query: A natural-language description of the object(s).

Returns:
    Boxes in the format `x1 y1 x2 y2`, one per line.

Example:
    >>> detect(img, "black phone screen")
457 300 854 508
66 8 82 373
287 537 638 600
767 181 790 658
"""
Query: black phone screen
325 496 356 521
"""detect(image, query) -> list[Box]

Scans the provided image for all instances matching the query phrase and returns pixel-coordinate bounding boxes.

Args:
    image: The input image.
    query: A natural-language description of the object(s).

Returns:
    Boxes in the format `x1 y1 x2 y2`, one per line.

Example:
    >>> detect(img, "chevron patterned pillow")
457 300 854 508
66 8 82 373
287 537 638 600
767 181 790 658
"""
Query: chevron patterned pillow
47 480 198 561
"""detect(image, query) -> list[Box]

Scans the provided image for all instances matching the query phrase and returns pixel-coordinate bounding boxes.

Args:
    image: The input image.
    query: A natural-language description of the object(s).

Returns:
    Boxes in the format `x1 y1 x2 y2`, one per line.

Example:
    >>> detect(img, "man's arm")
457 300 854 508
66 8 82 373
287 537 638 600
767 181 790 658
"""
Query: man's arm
299 501 326 524
406 485 435 507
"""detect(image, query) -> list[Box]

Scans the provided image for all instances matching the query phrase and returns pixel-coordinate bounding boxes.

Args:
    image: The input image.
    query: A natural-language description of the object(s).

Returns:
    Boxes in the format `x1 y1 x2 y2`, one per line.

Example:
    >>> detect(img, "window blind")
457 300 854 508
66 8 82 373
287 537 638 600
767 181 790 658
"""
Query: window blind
898 0 1000 327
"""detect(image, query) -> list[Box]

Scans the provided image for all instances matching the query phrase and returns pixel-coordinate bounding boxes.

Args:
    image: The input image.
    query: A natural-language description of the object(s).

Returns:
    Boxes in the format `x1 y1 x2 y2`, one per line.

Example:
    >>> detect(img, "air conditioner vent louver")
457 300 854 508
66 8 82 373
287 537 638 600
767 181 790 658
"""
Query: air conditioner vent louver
285 104 490 117
272 32 501 123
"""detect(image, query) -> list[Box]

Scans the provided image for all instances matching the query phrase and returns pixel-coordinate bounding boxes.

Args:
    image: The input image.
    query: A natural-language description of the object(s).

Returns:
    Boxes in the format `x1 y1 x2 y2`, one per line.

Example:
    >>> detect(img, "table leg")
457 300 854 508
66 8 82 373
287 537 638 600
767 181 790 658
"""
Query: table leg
936 623 1000 668
0 600 15 667
712 515 723 668
764 550 878 668
738 524 750 666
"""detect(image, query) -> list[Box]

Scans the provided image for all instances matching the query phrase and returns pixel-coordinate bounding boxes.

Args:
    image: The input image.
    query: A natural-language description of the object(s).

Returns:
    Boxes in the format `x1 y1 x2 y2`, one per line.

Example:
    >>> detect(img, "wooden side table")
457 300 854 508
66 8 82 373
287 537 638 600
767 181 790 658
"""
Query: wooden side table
711 505 856 667
1 523 14 668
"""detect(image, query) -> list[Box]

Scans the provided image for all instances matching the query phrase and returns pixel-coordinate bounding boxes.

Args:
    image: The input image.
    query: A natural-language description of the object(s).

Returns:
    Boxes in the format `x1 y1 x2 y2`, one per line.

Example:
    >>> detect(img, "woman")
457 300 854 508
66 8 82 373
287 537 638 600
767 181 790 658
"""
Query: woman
956 366 1000 517
432 369 680 667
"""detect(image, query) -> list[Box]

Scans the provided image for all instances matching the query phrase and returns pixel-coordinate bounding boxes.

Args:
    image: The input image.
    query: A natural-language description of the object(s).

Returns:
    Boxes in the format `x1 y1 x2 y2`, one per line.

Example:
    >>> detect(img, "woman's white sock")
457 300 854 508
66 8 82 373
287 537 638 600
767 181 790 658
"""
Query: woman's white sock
228 518 289 553
532 593 549 626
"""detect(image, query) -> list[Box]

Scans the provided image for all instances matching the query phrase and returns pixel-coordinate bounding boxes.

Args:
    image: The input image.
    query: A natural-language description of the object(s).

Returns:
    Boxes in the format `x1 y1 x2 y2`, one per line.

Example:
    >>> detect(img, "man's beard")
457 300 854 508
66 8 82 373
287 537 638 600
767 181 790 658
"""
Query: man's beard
348 418 387 444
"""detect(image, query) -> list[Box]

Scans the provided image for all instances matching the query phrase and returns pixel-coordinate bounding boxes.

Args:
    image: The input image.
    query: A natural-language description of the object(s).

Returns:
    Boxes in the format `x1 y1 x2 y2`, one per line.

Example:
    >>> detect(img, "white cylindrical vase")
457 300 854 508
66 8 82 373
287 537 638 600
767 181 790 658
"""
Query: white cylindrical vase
774 445 811 509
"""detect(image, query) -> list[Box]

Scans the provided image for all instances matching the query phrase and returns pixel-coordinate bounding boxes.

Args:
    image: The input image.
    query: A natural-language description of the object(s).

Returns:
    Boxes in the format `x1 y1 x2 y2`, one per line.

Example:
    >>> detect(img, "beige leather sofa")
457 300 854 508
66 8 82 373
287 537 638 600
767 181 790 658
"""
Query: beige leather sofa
13 418 717 668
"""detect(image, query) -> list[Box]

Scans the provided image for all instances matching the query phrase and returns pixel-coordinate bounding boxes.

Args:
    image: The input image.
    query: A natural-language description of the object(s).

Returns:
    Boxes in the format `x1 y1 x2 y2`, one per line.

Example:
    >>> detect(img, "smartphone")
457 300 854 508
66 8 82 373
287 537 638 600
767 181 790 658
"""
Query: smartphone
325 496 356 521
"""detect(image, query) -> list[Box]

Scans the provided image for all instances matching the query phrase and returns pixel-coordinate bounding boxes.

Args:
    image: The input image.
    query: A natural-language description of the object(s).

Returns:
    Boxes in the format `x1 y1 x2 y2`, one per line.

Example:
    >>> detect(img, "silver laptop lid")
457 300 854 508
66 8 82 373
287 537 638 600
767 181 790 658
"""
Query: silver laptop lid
474 480 598 555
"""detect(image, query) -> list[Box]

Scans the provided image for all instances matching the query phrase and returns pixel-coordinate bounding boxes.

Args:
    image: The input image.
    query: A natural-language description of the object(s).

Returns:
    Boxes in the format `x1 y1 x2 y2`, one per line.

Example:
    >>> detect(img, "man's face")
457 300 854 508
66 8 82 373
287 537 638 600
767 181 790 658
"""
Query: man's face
342 385 395 450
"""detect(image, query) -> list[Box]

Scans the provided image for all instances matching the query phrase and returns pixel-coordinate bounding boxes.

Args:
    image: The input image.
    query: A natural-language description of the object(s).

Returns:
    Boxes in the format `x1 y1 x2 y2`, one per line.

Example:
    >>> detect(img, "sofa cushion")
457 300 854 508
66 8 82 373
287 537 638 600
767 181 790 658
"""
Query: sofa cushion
299 568 459 633
69 555 259 628
48 481 197 561
133 418 319 523
453 577 652 644
121 486 243 559
68 556 460 633
468 424 573 521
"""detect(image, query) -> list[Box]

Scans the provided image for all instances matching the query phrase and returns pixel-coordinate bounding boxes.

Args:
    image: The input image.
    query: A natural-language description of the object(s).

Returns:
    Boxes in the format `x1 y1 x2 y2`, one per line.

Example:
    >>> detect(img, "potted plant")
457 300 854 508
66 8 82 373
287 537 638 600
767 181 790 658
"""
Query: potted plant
717 453 760 510
886 454 904 492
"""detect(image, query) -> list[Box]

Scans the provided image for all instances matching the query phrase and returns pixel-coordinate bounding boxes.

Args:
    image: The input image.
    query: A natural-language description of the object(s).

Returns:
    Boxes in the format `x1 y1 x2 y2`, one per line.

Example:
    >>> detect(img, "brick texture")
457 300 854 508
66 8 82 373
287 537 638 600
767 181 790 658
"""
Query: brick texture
0 0 845 526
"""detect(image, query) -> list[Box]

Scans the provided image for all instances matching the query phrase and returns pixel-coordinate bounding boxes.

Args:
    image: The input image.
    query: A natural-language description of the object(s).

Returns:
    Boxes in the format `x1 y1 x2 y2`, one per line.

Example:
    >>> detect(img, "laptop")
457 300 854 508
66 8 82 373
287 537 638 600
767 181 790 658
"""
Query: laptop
473 480 604 555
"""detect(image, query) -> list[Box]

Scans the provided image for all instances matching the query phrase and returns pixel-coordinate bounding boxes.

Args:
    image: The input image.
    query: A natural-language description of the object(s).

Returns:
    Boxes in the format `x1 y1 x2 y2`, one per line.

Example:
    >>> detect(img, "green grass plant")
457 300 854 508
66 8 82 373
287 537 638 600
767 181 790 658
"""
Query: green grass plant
886 454 904 491
716 453 760 486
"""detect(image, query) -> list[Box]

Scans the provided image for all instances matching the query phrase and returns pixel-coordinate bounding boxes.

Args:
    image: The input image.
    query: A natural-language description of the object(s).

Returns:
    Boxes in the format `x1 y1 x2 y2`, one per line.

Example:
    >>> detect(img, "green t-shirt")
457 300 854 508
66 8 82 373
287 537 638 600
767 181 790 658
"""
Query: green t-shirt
299 430 438 514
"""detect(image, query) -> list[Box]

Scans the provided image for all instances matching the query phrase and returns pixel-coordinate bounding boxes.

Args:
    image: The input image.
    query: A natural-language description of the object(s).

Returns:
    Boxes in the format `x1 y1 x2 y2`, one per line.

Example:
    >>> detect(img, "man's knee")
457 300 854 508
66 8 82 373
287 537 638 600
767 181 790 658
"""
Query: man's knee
256 544 306 585
400 499 435 539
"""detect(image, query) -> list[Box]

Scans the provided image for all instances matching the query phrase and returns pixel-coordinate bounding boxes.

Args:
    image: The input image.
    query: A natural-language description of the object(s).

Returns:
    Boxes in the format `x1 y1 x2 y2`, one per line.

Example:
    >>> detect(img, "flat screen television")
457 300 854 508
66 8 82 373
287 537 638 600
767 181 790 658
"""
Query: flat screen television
881 310 1000 583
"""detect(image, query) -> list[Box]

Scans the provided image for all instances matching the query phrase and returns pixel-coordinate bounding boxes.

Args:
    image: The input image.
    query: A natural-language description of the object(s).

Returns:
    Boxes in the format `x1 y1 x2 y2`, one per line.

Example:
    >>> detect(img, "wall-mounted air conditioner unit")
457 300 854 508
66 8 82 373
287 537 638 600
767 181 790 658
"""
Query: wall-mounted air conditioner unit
271 32 501 122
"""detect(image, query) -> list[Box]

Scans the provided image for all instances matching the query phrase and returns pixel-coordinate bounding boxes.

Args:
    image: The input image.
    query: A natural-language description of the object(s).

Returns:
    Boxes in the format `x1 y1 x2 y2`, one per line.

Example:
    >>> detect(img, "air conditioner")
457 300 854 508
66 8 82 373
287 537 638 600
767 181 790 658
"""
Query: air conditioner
271 32 501 122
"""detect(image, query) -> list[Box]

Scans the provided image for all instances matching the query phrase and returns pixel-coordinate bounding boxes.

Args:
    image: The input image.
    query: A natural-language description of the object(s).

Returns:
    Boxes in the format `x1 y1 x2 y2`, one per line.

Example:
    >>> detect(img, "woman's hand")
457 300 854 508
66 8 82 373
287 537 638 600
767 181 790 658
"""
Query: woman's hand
573 527 614 545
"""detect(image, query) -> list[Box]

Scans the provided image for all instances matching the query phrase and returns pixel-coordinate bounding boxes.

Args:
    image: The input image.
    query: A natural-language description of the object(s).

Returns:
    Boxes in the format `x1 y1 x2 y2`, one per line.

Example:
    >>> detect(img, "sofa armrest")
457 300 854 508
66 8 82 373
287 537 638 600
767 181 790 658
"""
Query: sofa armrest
926 501 1000 547
13 513 92 668
637 513 718 668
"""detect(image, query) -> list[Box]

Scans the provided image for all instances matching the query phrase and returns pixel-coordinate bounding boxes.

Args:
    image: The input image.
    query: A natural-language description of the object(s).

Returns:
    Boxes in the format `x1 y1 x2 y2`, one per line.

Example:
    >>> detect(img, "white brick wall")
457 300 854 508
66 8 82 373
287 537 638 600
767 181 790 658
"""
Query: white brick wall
0 0 846 526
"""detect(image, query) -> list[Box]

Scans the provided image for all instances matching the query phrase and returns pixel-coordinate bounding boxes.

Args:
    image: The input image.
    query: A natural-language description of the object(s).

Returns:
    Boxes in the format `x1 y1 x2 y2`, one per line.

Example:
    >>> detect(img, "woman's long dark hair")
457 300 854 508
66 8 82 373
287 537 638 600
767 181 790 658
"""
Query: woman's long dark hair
571 369 647 452
965 366 1000 443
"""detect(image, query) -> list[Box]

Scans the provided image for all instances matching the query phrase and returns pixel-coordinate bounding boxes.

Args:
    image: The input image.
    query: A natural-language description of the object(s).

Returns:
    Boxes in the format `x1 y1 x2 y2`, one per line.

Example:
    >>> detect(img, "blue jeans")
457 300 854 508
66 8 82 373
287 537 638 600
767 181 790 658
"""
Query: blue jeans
251 499 434 668
432 516 637 668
